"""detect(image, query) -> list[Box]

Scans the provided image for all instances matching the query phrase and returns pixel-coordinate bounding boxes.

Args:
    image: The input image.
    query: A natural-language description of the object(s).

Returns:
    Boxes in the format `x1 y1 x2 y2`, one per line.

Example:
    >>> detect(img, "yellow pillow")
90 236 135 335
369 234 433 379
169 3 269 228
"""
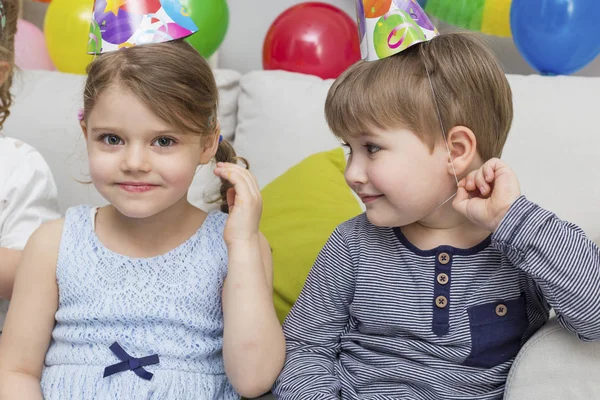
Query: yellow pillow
260 148 362 324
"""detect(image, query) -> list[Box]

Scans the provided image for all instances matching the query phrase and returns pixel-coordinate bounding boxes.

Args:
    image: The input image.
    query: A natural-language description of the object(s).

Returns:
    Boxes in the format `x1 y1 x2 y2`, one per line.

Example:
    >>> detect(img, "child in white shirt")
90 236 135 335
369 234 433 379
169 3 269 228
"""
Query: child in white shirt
0 0 60 328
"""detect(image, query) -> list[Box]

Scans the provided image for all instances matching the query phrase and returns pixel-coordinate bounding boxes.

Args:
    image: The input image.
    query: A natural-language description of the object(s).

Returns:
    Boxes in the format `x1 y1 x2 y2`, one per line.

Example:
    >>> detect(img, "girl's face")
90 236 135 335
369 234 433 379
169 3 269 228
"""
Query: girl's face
82 85 217 219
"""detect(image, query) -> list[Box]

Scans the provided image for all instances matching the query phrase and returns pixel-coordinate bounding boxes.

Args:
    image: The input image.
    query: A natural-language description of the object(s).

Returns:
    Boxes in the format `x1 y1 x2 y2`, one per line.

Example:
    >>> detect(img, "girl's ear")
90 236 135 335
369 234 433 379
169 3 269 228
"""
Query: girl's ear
80 121 88 140
199 123 220 165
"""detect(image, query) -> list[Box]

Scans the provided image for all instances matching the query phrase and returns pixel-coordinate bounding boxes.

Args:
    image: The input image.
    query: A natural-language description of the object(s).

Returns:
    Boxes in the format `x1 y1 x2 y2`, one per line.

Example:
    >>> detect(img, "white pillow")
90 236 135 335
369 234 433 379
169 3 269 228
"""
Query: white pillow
234 70 341 189
235 70 599 239
5 69 241 213
502 74 600 239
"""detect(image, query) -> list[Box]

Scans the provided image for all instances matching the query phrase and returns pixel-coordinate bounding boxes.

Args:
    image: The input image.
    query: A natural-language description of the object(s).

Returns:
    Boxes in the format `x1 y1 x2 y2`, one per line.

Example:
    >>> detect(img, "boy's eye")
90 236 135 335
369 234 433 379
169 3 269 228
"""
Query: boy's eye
153 137 175 147
365 144 381 154
101 135 123 145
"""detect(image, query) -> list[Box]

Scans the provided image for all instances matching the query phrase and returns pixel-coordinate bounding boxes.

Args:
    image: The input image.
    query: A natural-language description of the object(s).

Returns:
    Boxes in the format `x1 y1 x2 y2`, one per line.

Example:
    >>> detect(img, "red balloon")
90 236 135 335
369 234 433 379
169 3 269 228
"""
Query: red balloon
263 2 361 80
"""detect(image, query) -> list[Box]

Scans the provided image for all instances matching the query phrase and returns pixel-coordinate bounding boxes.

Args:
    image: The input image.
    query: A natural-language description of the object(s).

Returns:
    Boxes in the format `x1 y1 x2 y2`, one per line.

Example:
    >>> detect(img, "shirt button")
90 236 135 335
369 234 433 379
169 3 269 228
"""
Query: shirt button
496 304 508 317
435 296 448 308
438 252 451 265
437 273 449 285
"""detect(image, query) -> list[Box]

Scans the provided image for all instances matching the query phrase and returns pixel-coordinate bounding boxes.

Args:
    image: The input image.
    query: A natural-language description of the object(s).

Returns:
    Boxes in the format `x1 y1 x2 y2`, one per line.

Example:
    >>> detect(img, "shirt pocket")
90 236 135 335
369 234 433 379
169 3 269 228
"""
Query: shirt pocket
463 294 529 369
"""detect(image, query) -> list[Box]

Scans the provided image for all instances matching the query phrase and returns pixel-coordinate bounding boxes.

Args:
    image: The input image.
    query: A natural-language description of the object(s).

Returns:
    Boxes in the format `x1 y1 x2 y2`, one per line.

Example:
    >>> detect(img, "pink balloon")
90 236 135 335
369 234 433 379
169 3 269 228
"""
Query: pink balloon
15 19 55 71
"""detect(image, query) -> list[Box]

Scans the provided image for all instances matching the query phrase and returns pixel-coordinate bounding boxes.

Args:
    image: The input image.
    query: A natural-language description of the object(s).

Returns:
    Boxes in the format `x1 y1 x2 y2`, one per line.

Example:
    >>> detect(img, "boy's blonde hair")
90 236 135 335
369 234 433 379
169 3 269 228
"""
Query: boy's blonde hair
325 32 513 160
0 0 19 130
82 40 243 213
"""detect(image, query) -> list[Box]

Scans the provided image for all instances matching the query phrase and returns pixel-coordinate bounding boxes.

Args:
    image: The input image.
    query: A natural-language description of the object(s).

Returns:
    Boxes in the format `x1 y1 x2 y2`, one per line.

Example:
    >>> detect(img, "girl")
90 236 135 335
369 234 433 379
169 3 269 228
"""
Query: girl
0 0 60 327
0 39 285 399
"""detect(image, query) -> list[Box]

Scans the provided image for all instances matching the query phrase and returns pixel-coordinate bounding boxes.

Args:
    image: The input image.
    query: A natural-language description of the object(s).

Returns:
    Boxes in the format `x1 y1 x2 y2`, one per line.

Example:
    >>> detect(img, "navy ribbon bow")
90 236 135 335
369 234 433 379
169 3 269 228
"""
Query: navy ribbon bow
103 342 160 381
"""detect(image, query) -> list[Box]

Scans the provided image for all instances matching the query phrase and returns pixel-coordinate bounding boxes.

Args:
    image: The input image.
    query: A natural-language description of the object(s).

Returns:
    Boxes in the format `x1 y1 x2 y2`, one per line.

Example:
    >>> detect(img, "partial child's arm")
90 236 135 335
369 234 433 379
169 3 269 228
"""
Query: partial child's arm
0 248 20 298
214 162 285 398
0 220 62 399
0 145 60 300
223 233 284 398
492 197 600 340
272 227 355 400
454 158 600 340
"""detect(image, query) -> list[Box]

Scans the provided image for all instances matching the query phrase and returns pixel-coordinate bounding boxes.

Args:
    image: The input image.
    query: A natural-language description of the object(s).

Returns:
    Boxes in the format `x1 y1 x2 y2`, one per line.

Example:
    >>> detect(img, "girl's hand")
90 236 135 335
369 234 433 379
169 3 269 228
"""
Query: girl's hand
453 158 521 232
213 162 262 246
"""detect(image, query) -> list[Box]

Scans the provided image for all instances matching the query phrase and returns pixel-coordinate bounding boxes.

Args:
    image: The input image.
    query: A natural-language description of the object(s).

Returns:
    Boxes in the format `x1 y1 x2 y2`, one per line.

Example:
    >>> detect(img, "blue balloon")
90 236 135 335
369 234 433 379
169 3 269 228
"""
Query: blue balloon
510 0 600 75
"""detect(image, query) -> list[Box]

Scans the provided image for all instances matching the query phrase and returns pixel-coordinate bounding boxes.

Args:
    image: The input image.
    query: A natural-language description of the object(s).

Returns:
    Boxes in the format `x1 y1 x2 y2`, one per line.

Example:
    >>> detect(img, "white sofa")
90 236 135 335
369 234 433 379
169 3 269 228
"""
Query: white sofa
5 68 600 399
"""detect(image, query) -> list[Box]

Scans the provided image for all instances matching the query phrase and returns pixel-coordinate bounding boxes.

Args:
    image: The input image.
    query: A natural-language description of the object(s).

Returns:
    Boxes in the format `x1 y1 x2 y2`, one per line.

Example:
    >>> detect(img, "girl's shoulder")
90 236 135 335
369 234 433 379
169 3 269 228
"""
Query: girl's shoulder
22 217 65 266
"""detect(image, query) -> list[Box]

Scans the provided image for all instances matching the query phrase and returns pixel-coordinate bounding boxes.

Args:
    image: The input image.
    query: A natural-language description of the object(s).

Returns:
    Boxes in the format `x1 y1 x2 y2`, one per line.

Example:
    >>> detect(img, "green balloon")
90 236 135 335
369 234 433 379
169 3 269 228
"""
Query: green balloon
183 0 229 58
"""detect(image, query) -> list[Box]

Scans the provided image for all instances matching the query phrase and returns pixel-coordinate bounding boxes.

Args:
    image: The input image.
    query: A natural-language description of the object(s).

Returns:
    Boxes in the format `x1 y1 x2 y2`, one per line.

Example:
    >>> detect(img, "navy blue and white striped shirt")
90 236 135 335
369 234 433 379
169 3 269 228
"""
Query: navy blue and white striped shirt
273 196 600 400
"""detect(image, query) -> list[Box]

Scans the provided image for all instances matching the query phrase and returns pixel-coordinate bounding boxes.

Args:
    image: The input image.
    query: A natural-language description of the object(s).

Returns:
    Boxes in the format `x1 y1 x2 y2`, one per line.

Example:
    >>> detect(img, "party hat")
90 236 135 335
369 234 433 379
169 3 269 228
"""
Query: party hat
87 0 198 54
356 0 439 61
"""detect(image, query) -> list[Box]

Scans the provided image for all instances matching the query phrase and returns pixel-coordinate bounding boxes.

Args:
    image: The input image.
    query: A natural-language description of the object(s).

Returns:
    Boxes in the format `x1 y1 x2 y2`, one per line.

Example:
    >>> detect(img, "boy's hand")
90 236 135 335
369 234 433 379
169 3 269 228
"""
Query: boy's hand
453 158 521 232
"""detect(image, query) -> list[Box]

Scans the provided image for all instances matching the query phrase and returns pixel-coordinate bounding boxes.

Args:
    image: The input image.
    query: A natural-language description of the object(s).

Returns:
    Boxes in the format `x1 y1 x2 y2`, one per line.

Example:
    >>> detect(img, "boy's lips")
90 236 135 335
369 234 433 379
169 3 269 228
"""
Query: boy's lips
359 194 383 204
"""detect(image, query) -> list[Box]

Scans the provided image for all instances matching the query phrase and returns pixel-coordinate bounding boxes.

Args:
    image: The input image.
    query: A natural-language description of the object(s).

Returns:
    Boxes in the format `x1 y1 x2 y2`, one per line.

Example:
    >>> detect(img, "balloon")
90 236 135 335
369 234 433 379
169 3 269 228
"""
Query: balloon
263 2 361 80
175 0 228 58
14 19 55 71
424 0 512 38
44 0 95 74
510 0 600 75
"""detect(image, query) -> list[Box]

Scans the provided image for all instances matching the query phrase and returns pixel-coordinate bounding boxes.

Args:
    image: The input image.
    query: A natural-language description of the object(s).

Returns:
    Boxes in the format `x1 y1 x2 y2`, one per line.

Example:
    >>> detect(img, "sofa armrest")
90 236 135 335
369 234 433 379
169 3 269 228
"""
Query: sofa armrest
505 317 600 400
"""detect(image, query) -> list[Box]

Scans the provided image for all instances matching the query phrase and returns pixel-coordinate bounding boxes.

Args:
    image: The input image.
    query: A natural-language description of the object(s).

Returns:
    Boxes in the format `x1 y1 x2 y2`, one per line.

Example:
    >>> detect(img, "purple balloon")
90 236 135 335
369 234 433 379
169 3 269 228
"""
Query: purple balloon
393 0 435 31
94 0 143 45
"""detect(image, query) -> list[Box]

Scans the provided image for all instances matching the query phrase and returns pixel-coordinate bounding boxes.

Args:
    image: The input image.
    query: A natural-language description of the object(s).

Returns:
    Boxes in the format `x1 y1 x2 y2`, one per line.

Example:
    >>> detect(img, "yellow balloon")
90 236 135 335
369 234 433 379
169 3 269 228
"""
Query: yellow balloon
44 0 95 74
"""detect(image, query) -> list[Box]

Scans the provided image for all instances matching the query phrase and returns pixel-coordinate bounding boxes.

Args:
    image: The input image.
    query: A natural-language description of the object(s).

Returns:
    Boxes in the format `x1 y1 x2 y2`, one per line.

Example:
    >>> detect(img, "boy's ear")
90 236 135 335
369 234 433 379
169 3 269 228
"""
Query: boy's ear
0 61 12 87
445 125 480 177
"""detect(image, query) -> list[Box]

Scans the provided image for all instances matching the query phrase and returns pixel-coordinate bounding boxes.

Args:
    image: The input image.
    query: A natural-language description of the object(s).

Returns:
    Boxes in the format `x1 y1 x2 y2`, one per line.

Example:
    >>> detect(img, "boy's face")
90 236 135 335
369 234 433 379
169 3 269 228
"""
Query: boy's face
343 126 455 227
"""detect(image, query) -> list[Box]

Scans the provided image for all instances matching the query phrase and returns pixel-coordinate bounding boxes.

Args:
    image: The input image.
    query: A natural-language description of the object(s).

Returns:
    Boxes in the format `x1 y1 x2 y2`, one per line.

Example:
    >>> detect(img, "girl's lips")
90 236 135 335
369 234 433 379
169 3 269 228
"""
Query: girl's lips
118 183 158 193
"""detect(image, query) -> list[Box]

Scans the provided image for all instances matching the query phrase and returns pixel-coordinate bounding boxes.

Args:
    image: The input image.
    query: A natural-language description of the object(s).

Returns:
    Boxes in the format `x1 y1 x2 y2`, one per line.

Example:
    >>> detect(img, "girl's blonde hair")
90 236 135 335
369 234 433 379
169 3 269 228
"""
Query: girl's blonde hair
82 40 245 213
0 0 19 130
325 32 513 161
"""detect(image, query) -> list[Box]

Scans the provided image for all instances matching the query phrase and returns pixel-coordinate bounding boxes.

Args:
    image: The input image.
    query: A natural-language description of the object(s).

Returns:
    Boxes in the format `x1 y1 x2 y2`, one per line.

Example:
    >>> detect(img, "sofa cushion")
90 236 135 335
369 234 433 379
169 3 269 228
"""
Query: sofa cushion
5 69 241 213
504 317 600 400
234 70 341 189
260 148 362 323
235 70 600 239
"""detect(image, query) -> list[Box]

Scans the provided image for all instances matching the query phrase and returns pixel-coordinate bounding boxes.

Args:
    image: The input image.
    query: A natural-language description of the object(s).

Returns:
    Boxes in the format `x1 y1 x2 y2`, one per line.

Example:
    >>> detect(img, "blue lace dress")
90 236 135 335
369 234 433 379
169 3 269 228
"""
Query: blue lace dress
41 205 238 399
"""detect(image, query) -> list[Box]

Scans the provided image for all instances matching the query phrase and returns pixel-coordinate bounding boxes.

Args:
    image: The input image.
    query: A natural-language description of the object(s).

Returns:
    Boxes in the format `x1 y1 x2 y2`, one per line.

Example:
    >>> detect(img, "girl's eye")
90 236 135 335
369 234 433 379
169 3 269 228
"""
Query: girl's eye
153 137 175 147
366 143 381 154
101 135 123 146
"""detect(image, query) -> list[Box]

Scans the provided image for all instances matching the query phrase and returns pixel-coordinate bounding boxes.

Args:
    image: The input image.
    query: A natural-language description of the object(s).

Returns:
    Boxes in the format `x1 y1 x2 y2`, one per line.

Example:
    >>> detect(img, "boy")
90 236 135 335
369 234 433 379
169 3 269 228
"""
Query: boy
272 2 600 399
